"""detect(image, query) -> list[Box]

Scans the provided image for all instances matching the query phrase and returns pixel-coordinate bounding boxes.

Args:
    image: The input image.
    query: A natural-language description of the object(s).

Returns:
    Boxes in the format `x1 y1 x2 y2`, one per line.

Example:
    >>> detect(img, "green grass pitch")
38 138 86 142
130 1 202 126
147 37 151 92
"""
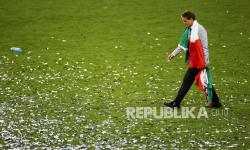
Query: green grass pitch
0 0 249 149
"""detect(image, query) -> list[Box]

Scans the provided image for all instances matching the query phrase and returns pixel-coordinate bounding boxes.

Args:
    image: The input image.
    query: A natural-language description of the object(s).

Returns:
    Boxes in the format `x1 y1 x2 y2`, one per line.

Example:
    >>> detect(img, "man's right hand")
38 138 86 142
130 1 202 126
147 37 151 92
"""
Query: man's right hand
168 53 175 62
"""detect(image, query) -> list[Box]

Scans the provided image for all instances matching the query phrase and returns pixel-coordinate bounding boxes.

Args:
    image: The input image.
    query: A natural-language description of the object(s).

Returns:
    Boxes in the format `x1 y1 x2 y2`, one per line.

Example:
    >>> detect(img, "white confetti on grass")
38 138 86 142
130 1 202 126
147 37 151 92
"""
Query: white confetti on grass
0 50 248 149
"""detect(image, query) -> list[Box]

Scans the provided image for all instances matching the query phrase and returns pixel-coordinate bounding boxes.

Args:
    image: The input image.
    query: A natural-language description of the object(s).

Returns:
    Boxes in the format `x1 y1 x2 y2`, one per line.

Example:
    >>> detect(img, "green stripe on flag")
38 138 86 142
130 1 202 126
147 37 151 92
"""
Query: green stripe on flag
206 68 213 102
178 27 189 50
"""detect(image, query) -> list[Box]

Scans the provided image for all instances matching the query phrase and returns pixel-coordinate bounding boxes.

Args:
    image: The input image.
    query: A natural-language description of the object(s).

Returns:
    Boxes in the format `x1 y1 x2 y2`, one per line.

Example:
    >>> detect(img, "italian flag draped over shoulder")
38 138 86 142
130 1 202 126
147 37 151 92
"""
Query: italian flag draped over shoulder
178 20 206 68
179 20 213 104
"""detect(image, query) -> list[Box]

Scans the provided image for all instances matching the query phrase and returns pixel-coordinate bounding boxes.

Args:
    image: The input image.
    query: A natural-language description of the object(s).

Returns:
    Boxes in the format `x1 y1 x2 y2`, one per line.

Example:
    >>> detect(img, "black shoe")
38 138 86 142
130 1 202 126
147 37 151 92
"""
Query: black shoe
164 101 180 108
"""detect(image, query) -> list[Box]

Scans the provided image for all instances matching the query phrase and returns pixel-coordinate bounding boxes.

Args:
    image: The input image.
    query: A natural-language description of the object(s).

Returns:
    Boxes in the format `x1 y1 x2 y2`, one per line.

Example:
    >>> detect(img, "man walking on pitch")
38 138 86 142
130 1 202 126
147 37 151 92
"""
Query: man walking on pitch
164 11 222 108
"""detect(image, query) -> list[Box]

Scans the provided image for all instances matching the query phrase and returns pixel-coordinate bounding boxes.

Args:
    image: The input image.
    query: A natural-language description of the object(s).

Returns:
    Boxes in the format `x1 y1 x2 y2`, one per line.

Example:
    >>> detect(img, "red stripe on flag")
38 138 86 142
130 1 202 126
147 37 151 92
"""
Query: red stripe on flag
188 39 206 69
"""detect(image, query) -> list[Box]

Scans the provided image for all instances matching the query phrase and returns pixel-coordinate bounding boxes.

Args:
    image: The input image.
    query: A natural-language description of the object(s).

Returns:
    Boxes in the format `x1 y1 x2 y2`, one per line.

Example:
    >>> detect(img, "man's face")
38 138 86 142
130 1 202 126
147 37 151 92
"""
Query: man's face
181 17 194 27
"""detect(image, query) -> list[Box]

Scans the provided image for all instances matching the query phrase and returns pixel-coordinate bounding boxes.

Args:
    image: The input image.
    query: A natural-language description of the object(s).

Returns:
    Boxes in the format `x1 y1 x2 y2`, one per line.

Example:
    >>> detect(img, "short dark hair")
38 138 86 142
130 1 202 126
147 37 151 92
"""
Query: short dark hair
181 11 196 20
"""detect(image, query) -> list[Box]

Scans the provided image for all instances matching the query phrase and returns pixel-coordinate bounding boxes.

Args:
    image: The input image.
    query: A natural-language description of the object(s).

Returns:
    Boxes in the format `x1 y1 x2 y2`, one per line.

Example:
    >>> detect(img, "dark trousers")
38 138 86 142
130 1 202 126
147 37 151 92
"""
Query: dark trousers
174 68 219 105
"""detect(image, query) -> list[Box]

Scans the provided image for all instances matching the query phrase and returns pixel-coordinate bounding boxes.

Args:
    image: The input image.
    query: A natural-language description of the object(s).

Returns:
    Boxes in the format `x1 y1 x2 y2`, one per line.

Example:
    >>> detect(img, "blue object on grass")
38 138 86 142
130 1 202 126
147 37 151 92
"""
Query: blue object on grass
10 47 23 53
